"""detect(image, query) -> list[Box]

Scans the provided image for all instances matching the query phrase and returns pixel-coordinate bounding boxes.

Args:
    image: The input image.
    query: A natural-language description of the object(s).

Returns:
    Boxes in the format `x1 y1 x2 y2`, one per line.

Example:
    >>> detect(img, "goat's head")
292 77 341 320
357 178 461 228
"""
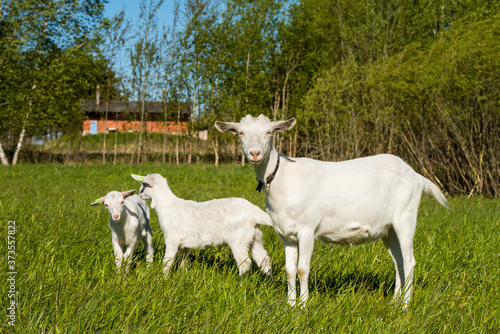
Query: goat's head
91 190 136 222
215 114 296 165
131 173 166 208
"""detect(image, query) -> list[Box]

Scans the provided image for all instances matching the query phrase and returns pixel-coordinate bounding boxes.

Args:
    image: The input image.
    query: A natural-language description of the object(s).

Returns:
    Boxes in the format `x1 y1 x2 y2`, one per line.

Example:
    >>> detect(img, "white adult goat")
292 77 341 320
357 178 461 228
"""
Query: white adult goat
215 114 448 308
131 173 273 279
91 190 154 271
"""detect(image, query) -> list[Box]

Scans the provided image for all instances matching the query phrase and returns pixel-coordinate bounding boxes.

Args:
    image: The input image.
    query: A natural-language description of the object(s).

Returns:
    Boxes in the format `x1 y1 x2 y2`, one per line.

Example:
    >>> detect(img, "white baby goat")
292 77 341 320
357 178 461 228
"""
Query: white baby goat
91 190 154 271
131 173 272 279
215 114 448 308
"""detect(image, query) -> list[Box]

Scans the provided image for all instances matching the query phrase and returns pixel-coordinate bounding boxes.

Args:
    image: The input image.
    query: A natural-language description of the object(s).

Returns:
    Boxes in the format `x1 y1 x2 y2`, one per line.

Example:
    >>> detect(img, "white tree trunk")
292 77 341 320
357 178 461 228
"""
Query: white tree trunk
0 141 9 166
162 87 168 164
12 126 26 166
12 107 30 166
176 99 181 166
137 92 146 164
212 136 219 167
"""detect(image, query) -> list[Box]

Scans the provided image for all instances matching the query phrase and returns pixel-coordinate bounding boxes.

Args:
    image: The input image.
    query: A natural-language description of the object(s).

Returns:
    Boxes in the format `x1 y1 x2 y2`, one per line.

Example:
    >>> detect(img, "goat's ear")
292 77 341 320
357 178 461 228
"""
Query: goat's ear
121 190 136 199
272 118 296 132
214 121 240 134
131 174 145 182
90 197 104 206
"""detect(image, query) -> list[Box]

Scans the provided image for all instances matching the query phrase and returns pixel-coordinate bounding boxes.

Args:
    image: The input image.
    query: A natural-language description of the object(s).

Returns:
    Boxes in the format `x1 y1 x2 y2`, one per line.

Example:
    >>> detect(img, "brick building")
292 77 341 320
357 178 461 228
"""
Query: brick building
81 100 190 135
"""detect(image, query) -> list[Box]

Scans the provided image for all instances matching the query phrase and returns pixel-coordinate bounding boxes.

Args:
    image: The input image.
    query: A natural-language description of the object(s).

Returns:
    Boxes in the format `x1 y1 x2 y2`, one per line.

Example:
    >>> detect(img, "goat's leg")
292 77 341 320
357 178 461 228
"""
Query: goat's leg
178 248 190 271
297 230 315 307
250 228 272 277
382 229 404 299
143 226 154 265
162 241 179 275
393 215 417 309
280 235 298 307
113 243 125 271
231 244 253 281
122 240 137 271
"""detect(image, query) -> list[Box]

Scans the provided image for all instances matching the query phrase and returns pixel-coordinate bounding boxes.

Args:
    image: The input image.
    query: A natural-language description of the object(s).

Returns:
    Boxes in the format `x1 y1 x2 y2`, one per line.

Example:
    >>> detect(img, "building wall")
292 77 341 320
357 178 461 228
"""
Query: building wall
82 120 188 135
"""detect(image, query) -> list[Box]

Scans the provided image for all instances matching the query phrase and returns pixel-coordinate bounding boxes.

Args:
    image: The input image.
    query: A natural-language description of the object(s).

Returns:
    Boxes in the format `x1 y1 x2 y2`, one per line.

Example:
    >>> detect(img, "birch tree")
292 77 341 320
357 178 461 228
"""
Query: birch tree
0 0 107 165
130 0 164 164
101 10 130 164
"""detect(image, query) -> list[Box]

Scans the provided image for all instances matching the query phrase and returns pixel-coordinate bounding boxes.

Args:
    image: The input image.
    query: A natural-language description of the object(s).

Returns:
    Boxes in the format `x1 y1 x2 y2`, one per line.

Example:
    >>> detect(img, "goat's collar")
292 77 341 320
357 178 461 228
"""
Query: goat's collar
256 155 280 192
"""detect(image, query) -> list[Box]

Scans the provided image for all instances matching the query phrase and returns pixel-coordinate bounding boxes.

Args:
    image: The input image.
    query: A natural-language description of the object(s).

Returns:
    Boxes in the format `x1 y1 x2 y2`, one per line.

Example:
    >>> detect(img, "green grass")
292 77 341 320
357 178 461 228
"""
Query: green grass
1 164 499 333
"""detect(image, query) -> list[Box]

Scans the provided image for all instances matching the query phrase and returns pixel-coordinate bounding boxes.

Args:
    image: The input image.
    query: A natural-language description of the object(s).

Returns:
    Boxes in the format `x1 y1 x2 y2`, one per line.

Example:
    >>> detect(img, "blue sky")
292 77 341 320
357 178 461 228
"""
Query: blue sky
104 0 178 29
102 1 181 99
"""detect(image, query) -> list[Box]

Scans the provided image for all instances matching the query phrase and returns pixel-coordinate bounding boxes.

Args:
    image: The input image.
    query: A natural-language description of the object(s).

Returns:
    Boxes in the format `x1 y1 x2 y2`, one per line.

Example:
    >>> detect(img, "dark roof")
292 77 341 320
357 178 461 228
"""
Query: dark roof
81 100 190 115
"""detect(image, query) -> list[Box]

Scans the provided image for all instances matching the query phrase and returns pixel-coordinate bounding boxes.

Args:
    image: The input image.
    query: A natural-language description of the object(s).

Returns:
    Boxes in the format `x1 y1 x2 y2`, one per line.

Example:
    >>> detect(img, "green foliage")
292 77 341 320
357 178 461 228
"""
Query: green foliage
1 165 499 332
302 16 500 196
1 0 499 196
174 0 499 196
0 0 111 151
180 0 288 122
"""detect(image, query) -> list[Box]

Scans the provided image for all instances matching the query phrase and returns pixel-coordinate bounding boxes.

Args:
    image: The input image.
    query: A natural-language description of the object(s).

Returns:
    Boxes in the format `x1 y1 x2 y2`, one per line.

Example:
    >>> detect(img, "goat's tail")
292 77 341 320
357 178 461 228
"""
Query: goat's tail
422 177 450 209
255 209 274 227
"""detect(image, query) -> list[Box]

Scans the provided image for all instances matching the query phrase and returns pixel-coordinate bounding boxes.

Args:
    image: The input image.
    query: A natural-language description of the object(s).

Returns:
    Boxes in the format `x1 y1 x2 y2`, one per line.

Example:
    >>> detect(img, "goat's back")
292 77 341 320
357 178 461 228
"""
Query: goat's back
267 154 446 241
173 197 263 226
157 197 266 249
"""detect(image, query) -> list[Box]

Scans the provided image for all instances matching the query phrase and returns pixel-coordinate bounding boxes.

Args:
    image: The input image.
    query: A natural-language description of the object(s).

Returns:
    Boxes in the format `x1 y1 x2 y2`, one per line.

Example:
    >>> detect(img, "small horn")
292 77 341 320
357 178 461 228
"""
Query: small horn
131 174 145 182
121 189 136 199
90 197 104 206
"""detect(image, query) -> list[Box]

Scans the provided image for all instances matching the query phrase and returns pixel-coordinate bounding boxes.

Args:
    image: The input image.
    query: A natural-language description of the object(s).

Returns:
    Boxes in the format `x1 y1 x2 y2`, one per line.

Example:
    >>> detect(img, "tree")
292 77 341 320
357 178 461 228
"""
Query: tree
100 10 131 165
180 0 290 163
0 0 108 165
159 0 180 164
301 16 500 196
129 0 164 164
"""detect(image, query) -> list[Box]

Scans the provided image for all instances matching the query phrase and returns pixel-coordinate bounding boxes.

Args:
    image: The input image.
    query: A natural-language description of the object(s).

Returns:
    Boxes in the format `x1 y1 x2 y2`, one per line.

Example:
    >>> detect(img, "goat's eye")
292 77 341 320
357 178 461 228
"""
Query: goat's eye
105 204 108 207
266 131 272 135
238 132 245 136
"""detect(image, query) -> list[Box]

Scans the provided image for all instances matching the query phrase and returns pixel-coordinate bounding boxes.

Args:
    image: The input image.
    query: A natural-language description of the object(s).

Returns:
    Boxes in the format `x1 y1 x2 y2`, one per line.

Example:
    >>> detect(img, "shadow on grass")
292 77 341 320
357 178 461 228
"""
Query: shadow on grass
310 270 394 297
126 244 395 299
128 244 272 280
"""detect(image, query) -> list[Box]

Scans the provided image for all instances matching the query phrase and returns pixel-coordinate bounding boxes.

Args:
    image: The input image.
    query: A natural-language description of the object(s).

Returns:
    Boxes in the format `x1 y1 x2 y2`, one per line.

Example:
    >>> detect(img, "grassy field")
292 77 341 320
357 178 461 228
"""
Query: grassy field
1 164 499 333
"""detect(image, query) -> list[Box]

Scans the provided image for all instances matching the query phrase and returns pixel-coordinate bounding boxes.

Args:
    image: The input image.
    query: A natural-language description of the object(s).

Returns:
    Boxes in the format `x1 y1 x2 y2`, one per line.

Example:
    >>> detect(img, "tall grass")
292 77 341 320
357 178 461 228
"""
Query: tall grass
1 164 499 333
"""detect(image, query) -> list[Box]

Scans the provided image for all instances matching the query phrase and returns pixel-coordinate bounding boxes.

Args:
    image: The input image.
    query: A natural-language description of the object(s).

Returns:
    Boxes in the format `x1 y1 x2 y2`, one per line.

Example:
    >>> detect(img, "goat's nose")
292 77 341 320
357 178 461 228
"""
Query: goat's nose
249 151 261 159
113 215 119 220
